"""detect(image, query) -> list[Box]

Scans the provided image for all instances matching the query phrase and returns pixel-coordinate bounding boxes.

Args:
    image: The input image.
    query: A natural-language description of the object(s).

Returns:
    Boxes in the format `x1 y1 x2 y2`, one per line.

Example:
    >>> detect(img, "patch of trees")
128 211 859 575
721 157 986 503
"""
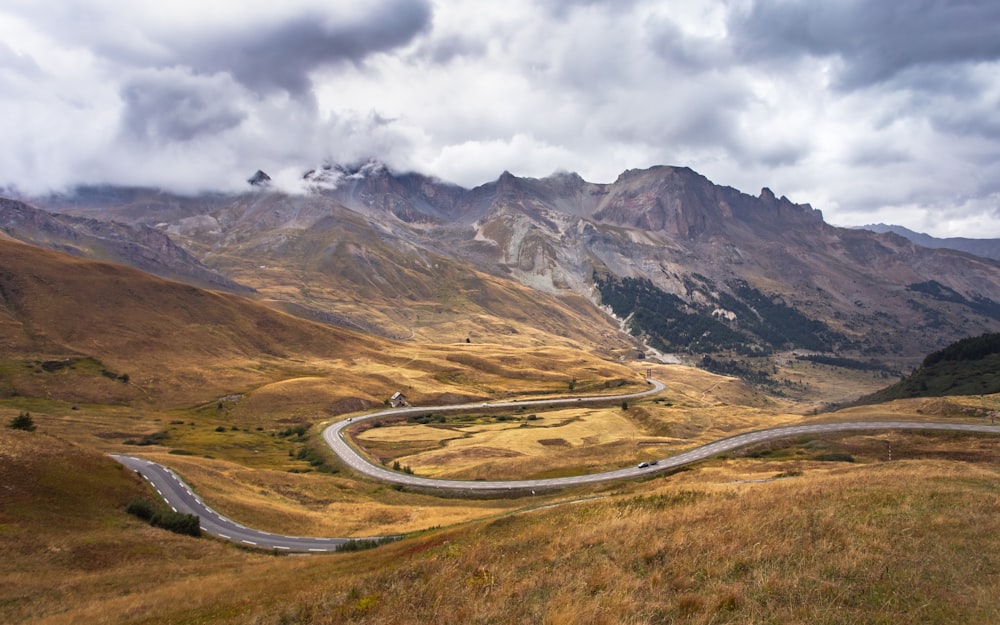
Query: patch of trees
921 332 1000 367
856 332 1000 404
126 496 201 537
594 272 844 356
407 413 446 425
294 444 339 474
724 280 841 351
391 460 414 474
699 356 777 387
278 423 311 440
796 354 892 373
593 273 753 353
908 281 1000 322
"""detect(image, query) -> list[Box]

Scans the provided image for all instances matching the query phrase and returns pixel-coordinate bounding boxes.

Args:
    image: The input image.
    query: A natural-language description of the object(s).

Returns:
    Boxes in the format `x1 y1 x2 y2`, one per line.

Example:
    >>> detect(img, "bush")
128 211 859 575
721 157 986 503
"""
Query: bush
336 536 402 552
278 423 311 438
151 510 201 537
8 411 36 432
126 496 156 521
123 431 169 446
126 496 201 537
816 452 855 463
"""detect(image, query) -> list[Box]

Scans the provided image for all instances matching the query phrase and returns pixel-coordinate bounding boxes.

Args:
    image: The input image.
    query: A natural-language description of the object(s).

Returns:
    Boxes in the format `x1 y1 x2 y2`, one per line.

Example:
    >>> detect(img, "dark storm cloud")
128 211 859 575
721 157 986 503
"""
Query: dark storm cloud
182 0 433 96
730 0 1000 89
120 70 247 143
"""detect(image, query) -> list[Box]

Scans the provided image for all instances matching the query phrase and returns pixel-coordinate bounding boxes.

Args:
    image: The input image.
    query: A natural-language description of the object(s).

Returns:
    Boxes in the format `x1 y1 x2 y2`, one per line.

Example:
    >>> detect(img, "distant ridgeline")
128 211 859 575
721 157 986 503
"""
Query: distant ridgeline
860 333 1000 403
593 272 846 356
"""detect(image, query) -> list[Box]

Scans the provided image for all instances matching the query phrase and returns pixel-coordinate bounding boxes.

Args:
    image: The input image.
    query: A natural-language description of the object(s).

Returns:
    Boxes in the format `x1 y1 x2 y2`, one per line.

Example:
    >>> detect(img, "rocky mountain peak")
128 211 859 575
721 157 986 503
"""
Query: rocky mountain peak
247 170 272 187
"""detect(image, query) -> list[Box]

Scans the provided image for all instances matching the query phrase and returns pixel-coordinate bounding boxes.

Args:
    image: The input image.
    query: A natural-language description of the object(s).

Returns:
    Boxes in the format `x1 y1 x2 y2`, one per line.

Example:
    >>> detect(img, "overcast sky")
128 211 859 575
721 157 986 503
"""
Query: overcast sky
2 0 999 237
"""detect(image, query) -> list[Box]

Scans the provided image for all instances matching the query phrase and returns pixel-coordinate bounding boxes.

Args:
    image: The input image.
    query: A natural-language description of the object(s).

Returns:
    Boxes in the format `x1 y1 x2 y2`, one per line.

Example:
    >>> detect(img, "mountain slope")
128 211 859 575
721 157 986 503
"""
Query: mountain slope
858 332 1000 403
860 223 1000 262
0 197 250 293
0 237 388 403
0 237 640 408
26 164 1000 369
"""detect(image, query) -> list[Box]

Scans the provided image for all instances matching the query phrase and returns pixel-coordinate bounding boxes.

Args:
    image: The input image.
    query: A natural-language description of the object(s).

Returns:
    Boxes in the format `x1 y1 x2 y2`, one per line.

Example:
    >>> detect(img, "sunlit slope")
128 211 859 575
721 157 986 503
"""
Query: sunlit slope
0 238 387 403
0 238 640 408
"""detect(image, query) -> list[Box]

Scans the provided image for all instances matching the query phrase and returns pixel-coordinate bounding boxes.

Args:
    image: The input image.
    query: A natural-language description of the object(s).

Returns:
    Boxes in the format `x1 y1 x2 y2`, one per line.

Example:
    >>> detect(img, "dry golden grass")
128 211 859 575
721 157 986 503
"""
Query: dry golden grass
8 235 1000 623
353 363 805 481
7 409 1000 624
136 450 533 537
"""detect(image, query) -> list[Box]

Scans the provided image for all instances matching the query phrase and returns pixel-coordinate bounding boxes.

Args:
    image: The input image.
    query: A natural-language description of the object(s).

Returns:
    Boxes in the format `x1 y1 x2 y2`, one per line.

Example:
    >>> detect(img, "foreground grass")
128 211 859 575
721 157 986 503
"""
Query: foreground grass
6 424 1000 625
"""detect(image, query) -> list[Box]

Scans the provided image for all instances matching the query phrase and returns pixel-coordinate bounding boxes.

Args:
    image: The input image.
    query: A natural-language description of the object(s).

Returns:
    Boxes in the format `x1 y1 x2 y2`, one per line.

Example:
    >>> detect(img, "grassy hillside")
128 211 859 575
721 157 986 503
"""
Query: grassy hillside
5 424 1000 624
5 237 1000 623
0 238 641 409
859 333 1000 404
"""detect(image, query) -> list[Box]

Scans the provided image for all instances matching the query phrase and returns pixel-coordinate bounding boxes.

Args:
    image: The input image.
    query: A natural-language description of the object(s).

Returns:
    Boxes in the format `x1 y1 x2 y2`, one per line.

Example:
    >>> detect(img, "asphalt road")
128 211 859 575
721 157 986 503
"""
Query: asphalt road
112 378 1000 551
112 454 358 552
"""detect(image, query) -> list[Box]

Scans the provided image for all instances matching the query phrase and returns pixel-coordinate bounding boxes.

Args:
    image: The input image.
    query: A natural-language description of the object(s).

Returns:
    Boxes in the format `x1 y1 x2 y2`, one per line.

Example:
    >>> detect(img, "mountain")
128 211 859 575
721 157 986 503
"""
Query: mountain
0 236 383 404
18 164 1000 372
858 223 1000 262
0 236 639 409
0 197 250 293
857 332 1000 404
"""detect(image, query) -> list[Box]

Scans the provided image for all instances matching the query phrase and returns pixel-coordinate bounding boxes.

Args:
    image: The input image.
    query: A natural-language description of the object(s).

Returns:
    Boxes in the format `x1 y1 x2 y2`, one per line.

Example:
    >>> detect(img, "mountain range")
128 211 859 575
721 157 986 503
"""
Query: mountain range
858 223 1000 262
6 162 1000 375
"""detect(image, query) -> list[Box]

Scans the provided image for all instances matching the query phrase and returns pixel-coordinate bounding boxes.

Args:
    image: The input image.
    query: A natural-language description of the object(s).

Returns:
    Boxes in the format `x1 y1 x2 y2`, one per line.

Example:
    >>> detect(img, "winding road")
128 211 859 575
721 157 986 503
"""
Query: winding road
113 378 1000 551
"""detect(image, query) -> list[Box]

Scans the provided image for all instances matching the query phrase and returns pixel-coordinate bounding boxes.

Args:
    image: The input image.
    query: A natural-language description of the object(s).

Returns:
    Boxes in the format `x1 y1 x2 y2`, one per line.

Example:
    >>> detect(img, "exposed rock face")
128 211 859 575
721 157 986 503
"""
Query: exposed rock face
247 170 272 187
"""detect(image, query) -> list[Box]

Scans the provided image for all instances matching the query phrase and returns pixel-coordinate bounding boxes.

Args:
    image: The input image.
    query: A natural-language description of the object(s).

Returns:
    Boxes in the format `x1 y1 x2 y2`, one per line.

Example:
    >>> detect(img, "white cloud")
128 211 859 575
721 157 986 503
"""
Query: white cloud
1 0 999 237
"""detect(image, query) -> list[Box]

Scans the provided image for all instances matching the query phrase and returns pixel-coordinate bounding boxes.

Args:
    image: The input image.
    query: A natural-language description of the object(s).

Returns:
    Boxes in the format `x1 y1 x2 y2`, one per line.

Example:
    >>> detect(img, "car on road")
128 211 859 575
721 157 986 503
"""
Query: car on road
637 462 649 469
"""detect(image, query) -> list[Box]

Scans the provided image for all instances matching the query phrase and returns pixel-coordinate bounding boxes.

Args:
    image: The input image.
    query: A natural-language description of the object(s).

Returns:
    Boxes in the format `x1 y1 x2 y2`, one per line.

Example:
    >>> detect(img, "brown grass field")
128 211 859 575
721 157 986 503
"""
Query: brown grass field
5 423 1000 624
5 238 1000 623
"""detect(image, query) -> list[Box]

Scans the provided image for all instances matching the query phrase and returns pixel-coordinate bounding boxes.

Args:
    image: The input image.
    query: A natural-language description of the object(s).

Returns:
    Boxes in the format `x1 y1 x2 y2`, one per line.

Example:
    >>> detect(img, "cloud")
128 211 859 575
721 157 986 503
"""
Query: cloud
1 0 1000 237
180 1 433 97
119 69 247 143
729 0 1000 89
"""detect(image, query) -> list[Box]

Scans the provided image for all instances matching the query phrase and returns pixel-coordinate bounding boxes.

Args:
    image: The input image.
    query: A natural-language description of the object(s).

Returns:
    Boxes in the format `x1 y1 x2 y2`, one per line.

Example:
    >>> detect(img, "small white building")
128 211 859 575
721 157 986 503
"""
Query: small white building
390 391 408 408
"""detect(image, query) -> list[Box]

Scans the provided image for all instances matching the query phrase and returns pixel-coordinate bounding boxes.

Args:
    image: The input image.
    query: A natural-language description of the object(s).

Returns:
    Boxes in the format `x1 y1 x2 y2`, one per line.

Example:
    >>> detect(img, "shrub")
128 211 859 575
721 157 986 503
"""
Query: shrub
816 452 855 463
126 496 201 537
278 423 310 438
8 411 36 432
124 431 168 446
336 536 401 552
126 496 156 522
151 510 201 537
